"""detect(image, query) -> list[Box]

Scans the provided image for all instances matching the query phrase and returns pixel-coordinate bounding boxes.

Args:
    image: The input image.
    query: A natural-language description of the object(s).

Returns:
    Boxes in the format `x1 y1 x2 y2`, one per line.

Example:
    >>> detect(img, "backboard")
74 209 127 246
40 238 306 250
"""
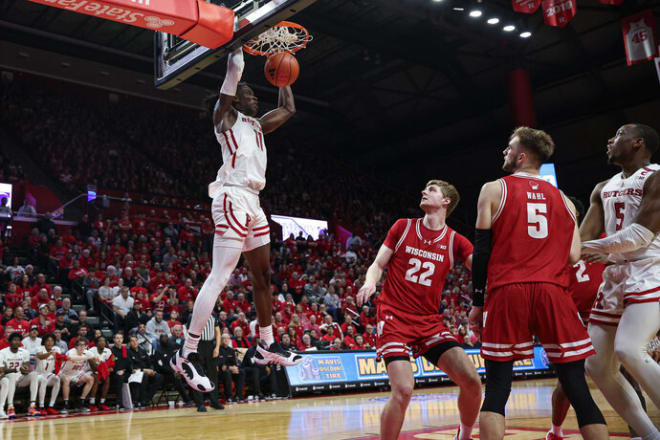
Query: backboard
154 0 316 89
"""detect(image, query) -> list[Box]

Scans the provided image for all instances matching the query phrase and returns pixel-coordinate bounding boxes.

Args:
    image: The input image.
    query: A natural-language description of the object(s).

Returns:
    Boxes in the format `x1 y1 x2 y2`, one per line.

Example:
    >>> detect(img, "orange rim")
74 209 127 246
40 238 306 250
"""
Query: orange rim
243 21 311 56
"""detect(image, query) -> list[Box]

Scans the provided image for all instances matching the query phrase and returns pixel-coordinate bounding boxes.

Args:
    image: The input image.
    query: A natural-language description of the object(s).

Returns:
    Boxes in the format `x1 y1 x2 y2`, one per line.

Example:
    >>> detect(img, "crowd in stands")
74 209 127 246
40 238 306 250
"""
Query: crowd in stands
0 73 477 419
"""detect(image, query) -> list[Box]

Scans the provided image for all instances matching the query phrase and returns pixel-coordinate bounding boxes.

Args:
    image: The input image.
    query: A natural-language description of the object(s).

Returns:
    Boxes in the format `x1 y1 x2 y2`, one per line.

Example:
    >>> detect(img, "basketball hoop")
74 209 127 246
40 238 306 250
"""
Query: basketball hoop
243 21 311 56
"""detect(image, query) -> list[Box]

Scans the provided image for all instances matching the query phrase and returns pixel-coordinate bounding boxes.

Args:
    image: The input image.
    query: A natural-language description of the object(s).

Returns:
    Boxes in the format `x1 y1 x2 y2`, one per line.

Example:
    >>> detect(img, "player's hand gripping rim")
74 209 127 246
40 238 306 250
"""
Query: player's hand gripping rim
357 283 376 307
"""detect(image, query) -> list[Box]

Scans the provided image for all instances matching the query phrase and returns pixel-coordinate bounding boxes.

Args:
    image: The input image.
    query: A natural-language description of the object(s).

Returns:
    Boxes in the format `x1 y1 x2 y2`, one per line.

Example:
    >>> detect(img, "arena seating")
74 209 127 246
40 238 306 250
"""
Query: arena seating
0 74 477 418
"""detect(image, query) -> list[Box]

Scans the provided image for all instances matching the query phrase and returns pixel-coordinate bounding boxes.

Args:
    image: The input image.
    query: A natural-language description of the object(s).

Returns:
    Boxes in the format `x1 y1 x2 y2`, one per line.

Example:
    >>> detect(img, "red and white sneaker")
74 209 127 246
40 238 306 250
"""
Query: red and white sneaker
546 431 566 440
98 404 110 411
45 407 60 415
27 404 41 416
7 406 16 419
255 341 303 366
88 404 98 412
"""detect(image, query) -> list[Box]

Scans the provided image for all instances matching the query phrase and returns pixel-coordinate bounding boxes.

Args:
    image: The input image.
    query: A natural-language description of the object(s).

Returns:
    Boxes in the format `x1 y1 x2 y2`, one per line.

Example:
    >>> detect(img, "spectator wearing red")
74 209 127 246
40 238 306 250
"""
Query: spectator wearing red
222 291 238 314
30 304 55 336
299 333 315 351
149 284 168 311
7 306 31 336
50 286 63 308
235 292 250 315
362 324 376 347
231 312 250 336
68 325 95 349
3 283 23 309
30 273 52 298
353 334 369 349
166 310 182 330
231 327 251 348
359 305 376 328
176 278 197 303
49 237 70 264
29 288 48 312
329 338 342 351
321 325 337 344
78 248 94 269
343 326 357 349
340 314 357 336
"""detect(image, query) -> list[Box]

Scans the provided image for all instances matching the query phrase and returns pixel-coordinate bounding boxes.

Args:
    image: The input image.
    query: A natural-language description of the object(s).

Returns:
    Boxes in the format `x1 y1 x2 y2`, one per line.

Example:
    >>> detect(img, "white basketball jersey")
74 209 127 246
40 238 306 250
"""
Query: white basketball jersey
209 111 267 198
60 348 93 375
601 163 660 262
35 346 61 374
93 347 112 363
0 347 29 371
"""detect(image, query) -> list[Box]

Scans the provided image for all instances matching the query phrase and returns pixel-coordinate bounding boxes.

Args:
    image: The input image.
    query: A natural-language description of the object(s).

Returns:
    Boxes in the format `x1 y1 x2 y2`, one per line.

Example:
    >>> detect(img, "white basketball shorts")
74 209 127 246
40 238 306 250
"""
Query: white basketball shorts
589 257 660 327
211 186 270 252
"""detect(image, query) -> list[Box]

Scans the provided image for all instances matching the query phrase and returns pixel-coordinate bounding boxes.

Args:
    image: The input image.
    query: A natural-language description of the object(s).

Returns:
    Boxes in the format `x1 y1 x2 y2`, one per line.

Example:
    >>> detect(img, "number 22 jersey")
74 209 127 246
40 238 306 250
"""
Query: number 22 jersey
379 218 473 315
487 172 576 291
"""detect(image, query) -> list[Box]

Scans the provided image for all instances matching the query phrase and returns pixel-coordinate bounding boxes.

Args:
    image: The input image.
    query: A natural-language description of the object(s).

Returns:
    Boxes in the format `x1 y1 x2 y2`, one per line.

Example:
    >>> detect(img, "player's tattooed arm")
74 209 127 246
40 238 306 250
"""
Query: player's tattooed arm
259 86 295 134
580 180 607 241
357 244 393 307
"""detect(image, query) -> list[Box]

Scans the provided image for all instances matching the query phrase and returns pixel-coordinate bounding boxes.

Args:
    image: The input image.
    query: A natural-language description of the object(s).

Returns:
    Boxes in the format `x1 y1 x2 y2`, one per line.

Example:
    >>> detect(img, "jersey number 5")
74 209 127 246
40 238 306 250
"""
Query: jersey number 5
614 202 625 231
527 202 548 239
404 258 435 287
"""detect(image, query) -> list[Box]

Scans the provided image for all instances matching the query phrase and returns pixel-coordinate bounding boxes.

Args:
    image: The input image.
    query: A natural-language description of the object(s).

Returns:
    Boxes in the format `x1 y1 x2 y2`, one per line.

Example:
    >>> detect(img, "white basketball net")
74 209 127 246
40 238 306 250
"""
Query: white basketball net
244 25 311 55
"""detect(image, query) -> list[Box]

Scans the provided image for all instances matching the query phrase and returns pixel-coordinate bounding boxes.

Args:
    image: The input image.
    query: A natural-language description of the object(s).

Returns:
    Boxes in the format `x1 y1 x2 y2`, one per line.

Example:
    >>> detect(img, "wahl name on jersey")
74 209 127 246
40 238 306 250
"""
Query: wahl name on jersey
404 245 445 262
527 192 547 200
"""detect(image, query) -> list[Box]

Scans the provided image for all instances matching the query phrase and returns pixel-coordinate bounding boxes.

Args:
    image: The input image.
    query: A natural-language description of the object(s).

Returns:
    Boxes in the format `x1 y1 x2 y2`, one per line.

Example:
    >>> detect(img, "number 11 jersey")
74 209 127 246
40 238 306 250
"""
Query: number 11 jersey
379 218 473 315
487 172 576 291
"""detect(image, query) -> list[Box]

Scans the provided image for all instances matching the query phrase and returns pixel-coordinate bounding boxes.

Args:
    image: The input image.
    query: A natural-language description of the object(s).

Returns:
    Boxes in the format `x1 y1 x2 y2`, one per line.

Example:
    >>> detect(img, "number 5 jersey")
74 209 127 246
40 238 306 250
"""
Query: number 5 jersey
487 172 576 291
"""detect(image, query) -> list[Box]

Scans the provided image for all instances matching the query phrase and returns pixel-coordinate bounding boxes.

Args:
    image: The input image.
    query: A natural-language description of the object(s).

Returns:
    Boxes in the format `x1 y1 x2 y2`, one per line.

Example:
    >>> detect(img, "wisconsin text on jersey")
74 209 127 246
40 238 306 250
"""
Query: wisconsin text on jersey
405 245 446 262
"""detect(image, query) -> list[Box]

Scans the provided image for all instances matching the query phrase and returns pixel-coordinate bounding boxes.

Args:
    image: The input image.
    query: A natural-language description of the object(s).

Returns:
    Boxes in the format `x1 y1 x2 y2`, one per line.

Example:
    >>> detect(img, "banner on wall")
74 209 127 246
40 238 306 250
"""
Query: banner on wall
285 347 551 394
622 10 658 66
513 0 542 13
542 0 578 28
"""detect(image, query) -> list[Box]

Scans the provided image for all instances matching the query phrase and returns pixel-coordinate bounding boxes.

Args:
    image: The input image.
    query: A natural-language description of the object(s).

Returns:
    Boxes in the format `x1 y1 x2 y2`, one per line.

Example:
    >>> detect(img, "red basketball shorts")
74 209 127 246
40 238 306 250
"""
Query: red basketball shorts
481 282 595 364
376 304 457 362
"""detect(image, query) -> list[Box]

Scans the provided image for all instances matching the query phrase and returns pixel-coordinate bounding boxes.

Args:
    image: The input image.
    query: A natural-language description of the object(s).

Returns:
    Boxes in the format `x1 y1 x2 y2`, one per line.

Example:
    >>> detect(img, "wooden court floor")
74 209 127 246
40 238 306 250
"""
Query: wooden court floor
1 378 658 440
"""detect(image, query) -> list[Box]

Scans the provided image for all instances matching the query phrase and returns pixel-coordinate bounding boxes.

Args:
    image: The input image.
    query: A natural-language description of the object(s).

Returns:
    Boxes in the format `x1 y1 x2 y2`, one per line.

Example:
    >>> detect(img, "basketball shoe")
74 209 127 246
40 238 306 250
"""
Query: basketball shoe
254 341 303 366
27 403 41 416
170 347 214 392
7 405 16 419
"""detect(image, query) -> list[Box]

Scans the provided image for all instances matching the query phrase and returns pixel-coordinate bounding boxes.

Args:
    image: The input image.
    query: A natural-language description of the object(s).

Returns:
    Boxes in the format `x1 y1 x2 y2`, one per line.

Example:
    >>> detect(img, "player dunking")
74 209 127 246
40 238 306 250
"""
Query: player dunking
579 124 660 440
469 127 608 440
357 180 482 440
171 48 302 392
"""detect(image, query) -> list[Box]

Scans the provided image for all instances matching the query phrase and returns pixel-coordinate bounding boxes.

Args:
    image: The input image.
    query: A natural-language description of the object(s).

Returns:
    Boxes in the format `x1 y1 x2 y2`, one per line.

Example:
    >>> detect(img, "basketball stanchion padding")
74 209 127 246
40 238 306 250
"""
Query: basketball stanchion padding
27 0 234 49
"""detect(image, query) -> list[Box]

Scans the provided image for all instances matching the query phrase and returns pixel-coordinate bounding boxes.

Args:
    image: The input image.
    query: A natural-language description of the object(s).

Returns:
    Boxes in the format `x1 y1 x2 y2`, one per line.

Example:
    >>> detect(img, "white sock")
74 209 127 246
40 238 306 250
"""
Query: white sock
183 334 201 357
551 424 563 436
459 423 473 440
89 398 95 405
260 326 274 346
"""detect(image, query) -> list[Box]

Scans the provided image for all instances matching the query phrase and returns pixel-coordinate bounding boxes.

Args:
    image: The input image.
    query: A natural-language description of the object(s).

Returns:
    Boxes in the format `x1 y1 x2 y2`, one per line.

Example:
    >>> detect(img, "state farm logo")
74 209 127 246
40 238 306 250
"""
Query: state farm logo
145 16 174 29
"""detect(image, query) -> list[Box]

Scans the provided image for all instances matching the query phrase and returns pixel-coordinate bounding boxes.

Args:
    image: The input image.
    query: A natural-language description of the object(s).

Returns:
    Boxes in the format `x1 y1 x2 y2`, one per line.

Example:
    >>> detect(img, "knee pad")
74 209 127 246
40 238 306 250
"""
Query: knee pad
481 360 514 416
556 360 606 427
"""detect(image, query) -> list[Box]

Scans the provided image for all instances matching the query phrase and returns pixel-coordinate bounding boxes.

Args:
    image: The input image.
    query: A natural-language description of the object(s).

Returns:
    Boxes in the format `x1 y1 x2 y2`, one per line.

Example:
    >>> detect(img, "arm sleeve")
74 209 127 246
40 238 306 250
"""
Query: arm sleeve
453 233 474 264
582 223 654 254
383 219 407 250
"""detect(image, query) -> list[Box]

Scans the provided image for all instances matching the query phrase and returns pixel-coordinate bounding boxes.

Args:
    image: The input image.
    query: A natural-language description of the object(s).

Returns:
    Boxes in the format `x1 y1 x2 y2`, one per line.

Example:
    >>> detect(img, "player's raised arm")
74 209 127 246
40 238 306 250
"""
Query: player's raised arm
356 244 393 307
582 171 659 254
579 180 607 241
214 47 245 131
259 86 296 134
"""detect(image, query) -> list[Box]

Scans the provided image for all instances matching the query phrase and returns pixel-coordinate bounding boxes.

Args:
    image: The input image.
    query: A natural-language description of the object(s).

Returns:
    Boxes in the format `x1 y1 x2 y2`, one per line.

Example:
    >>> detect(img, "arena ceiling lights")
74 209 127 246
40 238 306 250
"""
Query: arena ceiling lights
431 0 533 39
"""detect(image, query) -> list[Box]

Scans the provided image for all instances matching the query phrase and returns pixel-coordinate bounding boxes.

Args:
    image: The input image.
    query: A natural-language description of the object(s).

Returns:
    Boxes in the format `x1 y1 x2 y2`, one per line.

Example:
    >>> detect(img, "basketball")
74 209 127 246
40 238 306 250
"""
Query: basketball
264 51 299 87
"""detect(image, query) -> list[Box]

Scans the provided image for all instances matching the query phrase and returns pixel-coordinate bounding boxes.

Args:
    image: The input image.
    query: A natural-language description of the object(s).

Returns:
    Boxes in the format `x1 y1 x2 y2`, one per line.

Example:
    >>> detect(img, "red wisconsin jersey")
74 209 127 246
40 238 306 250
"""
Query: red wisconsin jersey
380 218 473 315
488 173 576 290
568 260 606 321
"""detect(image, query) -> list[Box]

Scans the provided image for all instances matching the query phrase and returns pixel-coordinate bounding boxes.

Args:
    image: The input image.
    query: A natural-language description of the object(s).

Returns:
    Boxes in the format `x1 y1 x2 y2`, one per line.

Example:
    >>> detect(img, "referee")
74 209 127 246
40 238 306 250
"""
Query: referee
189 313 224 412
